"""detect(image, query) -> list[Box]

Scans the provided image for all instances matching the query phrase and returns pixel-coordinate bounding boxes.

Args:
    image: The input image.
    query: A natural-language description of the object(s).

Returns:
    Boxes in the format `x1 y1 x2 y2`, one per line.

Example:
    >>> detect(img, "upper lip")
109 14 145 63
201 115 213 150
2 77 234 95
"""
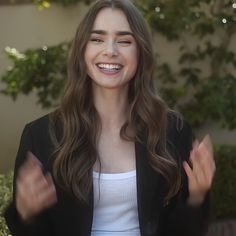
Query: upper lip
96 62 123 66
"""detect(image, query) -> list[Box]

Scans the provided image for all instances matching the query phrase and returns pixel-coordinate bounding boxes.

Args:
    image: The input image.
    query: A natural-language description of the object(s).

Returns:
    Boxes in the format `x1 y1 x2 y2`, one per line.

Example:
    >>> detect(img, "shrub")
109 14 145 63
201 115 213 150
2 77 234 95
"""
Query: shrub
211 145 236 220
0 171 12 236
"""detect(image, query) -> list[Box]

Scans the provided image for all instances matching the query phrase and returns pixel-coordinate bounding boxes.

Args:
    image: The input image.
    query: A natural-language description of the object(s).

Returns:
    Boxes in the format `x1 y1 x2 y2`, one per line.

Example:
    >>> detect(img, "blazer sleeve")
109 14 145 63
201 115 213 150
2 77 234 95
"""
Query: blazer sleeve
159 120 210 236
4 124 53 236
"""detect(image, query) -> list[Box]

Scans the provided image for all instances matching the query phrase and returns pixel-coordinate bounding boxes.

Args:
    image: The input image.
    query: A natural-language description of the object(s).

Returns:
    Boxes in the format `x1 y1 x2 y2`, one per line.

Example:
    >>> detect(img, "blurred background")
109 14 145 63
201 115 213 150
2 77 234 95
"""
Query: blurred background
0 0 235 235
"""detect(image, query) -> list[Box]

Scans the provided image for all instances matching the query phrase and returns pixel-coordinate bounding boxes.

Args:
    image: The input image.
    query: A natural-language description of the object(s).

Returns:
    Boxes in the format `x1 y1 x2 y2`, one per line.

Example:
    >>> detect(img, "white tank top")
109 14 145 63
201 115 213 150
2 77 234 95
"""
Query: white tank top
91 170 141 236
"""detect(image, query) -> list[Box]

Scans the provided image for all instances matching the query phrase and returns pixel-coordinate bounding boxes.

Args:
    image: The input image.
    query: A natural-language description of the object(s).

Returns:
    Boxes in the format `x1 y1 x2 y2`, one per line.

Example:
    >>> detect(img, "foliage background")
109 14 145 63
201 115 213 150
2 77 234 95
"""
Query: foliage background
0 0 236 234
0 172 13 236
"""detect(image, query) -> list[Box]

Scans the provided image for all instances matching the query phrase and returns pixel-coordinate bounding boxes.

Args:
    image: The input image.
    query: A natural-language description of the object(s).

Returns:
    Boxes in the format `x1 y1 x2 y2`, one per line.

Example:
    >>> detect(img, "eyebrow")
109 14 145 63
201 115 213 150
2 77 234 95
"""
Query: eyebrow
91 30 134 37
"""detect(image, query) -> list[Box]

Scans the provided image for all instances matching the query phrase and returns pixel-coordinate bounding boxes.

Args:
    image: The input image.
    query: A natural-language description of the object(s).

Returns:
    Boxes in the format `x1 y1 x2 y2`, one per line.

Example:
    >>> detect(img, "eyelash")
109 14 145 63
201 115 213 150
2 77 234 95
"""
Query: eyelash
90 38 103 43
118 41 131 44
90 38 131 45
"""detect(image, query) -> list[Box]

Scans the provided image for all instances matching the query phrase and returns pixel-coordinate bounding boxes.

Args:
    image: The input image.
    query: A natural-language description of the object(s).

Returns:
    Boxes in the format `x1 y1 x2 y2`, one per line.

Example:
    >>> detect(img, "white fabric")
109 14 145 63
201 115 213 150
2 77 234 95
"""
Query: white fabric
91 170 141 236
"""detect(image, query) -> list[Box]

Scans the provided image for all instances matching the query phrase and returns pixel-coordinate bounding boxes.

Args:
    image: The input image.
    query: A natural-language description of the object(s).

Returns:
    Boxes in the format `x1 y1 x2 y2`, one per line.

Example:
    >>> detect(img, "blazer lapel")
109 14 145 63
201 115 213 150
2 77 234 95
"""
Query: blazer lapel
135 141 166 235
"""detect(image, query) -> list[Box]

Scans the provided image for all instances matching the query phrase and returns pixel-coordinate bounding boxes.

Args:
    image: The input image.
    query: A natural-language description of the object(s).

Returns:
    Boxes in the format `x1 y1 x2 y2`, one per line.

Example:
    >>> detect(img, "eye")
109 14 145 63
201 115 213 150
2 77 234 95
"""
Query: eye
118 40 131 45
90 38 103 43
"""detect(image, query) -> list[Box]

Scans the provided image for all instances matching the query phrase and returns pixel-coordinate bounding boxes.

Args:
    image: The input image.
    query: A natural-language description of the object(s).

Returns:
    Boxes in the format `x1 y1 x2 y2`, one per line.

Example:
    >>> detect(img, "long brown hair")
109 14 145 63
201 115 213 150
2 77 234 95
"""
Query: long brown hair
50 0 181 203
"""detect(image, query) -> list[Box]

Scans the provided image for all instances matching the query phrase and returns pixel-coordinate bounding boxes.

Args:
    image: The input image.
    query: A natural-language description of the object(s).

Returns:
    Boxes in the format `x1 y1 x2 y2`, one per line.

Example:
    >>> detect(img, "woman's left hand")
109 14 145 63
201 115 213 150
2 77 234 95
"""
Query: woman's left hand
183 135 216 206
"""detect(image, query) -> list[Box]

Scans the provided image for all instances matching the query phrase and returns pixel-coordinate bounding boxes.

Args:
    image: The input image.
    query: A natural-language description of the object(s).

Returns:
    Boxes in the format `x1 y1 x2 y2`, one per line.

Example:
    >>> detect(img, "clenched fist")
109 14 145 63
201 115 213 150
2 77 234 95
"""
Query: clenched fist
16 152 57 222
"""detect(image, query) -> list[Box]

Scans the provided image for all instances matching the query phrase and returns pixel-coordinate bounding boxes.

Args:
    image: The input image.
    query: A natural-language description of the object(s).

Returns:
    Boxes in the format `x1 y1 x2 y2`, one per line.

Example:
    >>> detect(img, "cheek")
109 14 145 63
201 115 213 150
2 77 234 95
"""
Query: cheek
84 42 98 61
84 47 95 76
128 47 139 72
84 46 91 66
129 43 139 60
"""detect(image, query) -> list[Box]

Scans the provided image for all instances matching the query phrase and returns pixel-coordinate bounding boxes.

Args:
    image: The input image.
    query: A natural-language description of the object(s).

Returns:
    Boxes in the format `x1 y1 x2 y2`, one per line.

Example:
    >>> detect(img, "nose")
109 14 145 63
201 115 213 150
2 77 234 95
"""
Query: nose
103 41 118 57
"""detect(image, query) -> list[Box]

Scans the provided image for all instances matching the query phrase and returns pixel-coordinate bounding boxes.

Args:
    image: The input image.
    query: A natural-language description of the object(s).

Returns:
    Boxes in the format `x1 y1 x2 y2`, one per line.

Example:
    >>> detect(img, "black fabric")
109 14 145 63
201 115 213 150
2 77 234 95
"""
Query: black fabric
4 113 210 236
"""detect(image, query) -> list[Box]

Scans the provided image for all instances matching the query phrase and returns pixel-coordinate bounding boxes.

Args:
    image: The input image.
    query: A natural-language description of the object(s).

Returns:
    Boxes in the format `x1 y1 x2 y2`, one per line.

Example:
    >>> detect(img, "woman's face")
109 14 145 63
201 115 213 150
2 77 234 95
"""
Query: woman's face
84 8 139 91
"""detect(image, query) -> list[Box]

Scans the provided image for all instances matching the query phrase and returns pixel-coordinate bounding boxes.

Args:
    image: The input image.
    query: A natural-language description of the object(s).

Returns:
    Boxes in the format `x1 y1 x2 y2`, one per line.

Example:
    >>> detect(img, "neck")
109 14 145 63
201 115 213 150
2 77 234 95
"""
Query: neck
93 85 129 131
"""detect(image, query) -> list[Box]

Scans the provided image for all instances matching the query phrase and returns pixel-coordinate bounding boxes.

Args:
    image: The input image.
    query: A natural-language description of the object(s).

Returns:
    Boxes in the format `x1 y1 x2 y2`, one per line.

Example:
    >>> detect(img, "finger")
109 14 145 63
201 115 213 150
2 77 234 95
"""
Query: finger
198 145 215 172
17 171 51 207
196 141 216 186
17 159 35 177
37 184 58 208
183 161 196 185
32 173 56 196
18 164 44 188
26 151 42 167
16 173 57 220
17 175 57 210
16 177 35 207
190 148 207 186
18 153 42 179
192 139 199 149
45 173 56 189
198 136 215 172
200 139 214 163
45 173 57 198
16 177 26 197
201 135 213 155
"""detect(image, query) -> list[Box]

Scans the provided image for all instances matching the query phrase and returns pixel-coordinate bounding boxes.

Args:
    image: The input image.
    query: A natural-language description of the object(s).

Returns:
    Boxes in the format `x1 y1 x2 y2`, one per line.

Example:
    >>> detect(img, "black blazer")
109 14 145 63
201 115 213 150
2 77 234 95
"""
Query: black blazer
5 114 210 236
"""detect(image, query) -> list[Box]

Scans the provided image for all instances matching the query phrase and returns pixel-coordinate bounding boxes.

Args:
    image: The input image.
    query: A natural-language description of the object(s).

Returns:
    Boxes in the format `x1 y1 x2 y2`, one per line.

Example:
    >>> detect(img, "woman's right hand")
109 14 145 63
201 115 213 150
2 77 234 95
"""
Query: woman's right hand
16 151 57 222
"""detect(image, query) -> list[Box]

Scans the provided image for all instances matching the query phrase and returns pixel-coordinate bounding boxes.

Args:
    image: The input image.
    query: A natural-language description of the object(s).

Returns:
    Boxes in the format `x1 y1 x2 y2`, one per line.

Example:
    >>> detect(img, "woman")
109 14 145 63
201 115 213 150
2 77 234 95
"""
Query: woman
4 0 215 235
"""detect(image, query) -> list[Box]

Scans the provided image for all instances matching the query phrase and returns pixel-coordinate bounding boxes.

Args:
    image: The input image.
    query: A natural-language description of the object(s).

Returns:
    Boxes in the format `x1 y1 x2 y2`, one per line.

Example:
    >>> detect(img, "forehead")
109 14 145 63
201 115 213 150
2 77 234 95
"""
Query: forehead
92 8 132 31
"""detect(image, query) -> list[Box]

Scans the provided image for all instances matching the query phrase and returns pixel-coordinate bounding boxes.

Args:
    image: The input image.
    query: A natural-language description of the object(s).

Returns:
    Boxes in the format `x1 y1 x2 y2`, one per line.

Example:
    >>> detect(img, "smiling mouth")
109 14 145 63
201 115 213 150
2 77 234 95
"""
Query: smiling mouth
96 63 123 73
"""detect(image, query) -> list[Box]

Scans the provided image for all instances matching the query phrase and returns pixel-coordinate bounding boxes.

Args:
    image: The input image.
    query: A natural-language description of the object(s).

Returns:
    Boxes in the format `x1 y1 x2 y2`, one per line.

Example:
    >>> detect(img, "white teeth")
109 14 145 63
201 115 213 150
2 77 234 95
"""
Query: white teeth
97 64 121 70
